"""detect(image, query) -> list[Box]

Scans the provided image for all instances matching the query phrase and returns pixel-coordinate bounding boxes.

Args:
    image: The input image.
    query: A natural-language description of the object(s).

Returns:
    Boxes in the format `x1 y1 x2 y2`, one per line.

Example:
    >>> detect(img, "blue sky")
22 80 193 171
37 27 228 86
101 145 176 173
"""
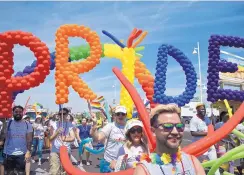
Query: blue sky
1 1 244 112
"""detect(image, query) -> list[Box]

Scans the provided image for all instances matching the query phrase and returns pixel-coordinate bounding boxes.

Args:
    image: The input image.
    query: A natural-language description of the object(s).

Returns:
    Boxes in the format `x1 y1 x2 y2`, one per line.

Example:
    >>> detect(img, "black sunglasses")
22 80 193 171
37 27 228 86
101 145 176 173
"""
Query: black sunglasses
156 123 185 133
59 112 67 116
116 112 126 116
130 127 143 134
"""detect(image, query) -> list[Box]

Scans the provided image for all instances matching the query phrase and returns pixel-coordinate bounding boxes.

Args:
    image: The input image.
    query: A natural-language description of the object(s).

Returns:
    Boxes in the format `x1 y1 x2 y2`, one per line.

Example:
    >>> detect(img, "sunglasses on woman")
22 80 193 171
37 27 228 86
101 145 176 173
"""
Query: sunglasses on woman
59 112 67 116
130 127 143 134
116 112 126 116
156 123 185 132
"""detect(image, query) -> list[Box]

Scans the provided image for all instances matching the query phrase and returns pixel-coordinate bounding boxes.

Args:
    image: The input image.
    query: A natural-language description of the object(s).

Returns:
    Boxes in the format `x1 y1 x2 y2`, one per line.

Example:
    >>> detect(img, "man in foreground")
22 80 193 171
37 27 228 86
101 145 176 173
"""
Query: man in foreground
3 105 33 175
134 104 205 175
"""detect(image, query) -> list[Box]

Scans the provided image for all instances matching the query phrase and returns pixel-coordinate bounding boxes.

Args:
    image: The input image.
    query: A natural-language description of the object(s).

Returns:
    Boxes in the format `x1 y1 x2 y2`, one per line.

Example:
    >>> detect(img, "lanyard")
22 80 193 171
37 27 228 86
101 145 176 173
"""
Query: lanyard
159 160 185 175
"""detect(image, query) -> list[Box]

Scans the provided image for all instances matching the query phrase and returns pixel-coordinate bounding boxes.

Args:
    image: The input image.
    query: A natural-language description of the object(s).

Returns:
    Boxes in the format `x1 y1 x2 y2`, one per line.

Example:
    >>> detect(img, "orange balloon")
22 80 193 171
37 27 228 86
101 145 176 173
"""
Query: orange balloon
55 25 102 105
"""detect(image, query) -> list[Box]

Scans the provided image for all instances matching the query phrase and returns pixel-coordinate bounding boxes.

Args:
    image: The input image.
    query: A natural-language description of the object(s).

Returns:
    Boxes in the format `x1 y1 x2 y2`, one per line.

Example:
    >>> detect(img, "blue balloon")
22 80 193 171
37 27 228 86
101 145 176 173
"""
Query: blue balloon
153 44 197 107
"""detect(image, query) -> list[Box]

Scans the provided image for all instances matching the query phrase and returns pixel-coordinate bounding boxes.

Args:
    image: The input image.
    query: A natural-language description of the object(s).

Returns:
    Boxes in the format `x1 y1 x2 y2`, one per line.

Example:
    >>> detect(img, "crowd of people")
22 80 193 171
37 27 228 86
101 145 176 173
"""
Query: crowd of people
0 102 242 175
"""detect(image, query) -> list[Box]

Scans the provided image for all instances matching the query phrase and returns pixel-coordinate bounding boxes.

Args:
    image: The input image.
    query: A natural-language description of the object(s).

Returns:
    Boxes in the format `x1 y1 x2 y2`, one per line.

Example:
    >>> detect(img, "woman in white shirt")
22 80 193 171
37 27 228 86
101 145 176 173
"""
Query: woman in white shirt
31 115 45 166
115 119 149 171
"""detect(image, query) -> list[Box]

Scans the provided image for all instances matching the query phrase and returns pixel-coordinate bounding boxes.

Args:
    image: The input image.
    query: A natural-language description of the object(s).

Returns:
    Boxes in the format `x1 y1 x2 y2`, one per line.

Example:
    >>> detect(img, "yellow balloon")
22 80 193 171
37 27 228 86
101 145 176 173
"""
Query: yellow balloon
104 44 136 119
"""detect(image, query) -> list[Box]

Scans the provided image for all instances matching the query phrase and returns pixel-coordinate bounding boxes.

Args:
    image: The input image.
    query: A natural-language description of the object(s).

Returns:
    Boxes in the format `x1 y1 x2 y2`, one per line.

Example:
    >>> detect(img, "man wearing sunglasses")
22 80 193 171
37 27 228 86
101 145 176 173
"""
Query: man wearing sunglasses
134 104 205 175
190 103 220 175
90 105 127 173
49 108 75 175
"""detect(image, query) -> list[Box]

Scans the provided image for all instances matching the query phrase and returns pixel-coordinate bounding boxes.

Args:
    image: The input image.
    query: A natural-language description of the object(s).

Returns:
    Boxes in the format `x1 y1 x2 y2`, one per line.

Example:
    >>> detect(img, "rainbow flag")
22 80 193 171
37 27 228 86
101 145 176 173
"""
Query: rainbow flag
90 102 102 110
96 96 105 103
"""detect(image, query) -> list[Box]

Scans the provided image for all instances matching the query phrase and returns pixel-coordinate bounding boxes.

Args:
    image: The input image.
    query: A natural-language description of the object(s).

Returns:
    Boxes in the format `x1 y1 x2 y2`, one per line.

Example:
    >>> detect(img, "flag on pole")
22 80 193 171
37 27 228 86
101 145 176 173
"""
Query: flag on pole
90 102 102 110
97 96 105 103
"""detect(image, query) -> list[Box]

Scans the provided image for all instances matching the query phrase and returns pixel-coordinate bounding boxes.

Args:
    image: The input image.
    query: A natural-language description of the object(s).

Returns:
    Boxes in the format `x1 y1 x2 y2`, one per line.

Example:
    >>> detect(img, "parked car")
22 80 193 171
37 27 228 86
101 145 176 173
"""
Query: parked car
182 116 192 124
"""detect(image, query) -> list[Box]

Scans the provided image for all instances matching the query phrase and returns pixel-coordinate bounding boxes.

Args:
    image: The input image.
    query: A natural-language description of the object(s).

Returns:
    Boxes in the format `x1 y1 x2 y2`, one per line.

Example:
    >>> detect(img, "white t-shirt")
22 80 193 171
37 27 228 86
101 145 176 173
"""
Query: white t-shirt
115 145 146 171
190 116 208 142
101 122 126 163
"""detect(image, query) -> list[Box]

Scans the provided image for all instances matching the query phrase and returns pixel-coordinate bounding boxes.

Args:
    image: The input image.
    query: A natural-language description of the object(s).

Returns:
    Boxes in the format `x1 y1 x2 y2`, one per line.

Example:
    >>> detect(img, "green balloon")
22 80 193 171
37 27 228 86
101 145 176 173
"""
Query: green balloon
70 43 141 61
207 145 244 175
232 129 244 139
223 171 235 175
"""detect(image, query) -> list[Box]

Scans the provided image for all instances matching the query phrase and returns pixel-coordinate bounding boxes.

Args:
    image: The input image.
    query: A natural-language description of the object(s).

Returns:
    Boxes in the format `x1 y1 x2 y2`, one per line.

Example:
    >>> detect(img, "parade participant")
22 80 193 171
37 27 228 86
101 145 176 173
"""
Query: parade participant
90 105 127 173
115 119 149 171
190 103 220 175
77 117 92 166
134 104 205 175
49 108 75 175
3 105 33 175
31 115 45 166
23 115 31 123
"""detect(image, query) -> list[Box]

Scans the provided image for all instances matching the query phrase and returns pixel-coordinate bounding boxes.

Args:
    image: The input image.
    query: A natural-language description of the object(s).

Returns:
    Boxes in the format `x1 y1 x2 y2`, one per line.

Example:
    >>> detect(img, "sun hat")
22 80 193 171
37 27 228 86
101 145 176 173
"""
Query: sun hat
36 115 42 119
23 115 30 119
124 119 143 135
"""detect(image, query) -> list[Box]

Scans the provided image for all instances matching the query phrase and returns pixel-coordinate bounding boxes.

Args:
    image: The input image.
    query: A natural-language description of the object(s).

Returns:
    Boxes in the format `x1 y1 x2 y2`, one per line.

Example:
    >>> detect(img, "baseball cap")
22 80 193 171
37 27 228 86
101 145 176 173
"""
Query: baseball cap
196 103 205 109
115 105 127 114
125 119 143 135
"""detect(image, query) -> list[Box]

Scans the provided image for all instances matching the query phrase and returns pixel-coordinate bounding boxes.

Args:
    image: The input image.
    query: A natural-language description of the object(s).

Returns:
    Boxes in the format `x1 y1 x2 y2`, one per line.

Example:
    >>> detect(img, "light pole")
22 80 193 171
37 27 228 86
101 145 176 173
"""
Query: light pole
193 42 203 103
112 80 117 104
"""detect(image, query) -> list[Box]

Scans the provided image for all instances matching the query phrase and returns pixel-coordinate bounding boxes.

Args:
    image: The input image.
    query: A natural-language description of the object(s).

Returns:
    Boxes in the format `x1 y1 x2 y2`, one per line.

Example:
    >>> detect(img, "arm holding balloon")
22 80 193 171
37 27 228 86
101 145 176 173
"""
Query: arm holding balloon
60 129 75 142
90 122 106 143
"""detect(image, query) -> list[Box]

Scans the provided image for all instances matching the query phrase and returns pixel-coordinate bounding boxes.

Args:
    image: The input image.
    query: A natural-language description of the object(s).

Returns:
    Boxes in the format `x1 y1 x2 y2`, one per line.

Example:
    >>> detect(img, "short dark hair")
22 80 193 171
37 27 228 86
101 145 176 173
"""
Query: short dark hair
219 111 228 122
13 105 24 112
59 108 69 114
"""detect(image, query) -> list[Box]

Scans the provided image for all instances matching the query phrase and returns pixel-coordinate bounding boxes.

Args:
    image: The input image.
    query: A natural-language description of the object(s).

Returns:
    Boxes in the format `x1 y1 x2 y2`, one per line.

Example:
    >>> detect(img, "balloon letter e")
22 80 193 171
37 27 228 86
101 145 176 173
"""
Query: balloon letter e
207 35 244 103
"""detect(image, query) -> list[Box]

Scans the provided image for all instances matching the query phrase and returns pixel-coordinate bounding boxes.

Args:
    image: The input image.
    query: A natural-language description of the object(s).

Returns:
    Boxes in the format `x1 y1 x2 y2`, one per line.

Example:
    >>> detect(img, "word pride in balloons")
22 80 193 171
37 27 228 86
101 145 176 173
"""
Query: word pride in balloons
0 24 243 117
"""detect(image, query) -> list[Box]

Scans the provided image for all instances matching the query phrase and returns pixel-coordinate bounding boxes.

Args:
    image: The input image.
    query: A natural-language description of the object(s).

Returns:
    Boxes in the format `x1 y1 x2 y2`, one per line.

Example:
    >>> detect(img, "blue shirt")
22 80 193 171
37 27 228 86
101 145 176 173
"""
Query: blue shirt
78 125 91 140
4 120 33 155
215 122 224 130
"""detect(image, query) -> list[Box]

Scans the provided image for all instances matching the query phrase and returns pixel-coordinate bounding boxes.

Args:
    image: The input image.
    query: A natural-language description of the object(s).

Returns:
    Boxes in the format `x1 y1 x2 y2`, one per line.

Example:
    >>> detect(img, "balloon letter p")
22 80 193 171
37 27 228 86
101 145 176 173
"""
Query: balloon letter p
0 31 51 118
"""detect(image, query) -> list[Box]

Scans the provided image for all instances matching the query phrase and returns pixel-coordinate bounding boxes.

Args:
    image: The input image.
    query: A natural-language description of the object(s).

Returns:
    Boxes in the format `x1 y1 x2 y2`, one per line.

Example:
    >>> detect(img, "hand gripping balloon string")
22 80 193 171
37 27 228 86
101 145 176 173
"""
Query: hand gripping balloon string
127 28 143 48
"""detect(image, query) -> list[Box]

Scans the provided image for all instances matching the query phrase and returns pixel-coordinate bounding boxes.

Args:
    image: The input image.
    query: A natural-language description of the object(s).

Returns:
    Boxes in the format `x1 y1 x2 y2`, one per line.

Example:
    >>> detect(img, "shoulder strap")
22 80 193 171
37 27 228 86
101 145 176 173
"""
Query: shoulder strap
7 120 13 131
104 125 113 151
25 121 28 130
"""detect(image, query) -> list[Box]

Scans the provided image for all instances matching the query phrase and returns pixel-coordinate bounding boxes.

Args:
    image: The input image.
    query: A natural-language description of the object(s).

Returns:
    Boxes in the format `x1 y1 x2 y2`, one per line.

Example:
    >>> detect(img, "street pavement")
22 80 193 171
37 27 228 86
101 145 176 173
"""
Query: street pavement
30 125 193 174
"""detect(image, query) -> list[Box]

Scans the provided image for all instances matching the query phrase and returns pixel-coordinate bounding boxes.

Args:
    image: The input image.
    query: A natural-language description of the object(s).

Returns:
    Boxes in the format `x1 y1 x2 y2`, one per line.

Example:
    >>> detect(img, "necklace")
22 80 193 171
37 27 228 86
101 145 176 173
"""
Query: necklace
136 148 183 174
